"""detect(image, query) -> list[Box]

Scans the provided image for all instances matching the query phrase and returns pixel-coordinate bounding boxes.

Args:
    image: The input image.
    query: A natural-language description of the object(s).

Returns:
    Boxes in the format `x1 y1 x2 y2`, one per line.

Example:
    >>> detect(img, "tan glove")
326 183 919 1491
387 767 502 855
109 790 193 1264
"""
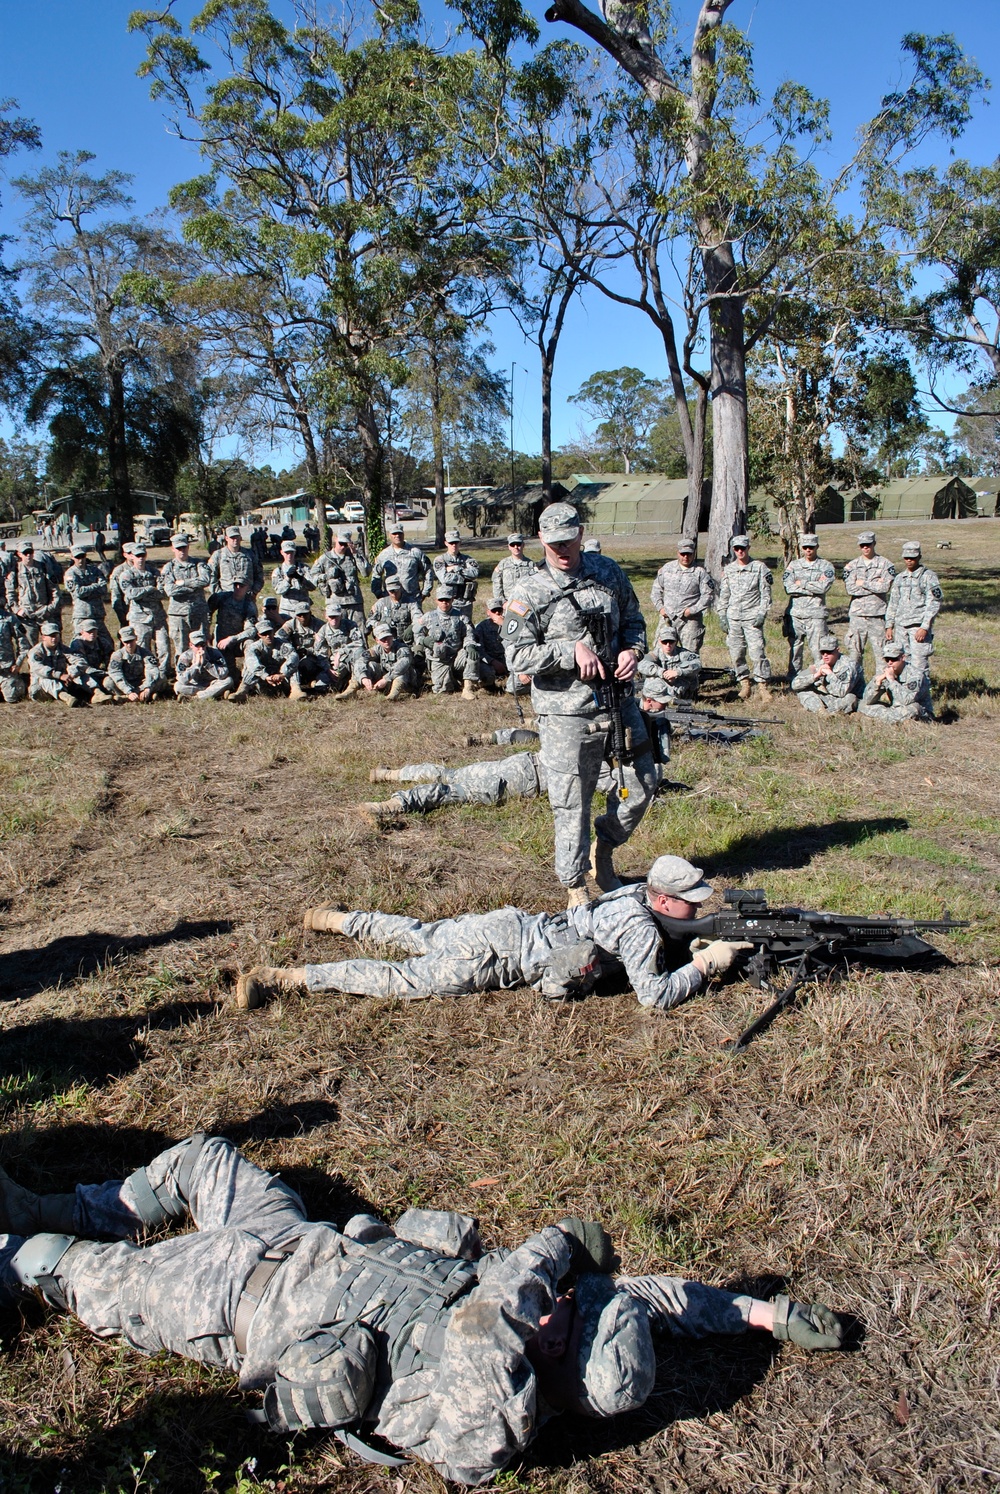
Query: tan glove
691 939 753 978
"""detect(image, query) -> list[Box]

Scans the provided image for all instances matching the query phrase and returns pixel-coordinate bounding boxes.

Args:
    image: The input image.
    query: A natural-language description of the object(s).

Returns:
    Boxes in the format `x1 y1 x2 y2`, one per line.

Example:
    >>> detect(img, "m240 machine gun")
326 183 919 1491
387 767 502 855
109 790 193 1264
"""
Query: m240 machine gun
653 888 966 1050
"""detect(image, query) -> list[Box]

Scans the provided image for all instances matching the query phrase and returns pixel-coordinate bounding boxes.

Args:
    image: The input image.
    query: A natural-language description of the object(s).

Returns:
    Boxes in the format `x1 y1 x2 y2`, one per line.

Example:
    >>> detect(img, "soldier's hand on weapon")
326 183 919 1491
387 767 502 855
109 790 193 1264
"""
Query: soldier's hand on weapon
691 938 754 977
575 640 605 680
556 1217 619 1275
615 648 637 682
772 1296 843 1351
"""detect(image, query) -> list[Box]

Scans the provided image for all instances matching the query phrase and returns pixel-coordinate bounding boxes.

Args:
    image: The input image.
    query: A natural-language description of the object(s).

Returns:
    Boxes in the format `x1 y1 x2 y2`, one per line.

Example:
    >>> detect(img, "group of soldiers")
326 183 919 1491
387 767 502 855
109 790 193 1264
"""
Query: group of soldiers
649 529 941 723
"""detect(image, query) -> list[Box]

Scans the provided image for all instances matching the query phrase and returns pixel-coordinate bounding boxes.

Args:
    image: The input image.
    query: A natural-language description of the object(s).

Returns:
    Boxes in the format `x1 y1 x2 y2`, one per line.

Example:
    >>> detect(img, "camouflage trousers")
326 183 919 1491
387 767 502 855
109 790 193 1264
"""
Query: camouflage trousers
393 752 543 813
304 907 533 999
667 617 704 654
427 647 479 694
132 617 171 669
857 701 925 723
725 620 771 683
896 626 934 681
844 614 886 674
175 673 234 700
794 690 858 715
787 611 826 675
168 605 210 664
537 703 657 888
0 669 26 703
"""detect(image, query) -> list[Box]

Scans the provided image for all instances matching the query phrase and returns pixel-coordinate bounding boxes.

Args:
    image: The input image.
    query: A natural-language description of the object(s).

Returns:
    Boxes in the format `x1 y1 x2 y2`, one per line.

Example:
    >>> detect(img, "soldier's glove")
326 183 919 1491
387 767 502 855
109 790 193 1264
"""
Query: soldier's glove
772 1295 843 1350
556 1217 619 1275
690 939 753 977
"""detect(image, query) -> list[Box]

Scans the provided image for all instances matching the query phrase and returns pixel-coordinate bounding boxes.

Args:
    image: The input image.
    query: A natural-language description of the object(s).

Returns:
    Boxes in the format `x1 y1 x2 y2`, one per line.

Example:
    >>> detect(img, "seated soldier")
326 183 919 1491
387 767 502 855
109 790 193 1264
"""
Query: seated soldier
413 586 480 699
231 619 305 701
313 599 365 694
27 621 96 706
108 626 170 703
636 624 702 707
0 1136 842 1487
369 576 419 643
174 629 236 701
68 619 115 704
857 640 934 722
340 622 415 700
0 593 27 703
210 579 258 676
790 634 862 714
275 610 328 693
473 598 509 691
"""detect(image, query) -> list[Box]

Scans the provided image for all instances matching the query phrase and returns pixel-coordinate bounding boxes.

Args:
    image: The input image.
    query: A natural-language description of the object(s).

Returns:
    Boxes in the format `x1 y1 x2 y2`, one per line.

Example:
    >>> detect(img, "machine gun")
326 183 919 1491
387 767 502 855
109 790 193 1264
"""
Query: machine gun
652 888 966 1050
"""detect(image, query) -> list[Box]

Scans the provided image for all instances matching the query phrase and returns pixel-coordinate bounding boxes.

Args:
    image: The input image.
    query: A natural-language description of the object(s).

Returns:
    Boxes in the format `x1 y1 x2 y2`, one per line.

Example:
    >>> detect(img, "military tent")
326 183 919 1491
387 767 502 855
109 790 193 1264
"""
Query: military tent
847 488 880 522
967 477 1000 516
870 476 978 520
563 473 688 537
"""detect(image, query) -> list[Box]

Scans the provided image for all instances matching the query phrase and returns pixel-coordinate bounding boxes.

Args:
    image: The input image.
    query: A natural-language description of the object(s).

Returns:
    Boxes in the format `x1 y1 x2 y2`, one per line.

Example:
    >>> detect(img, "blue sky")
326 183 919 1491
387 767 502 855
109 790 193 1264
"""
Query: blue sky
2 0 997 466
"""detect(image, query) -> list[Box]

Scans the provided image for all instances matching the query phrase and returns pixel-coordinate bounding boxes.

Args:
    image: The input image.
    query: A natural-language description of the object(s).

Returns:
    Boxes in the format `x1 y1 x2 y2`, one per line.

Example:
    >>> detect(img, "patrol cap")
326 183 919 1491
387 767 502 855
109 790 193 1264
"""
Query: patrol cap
256 618 275 634
325 598 343 615
800 534 819 548
575 1273 655 1418
40 621 60 636
436 584 455 600
373 622 393 641
676 540 696 555
262 594 279 606
731 534 750 550
386 576 404 591
225 526 242 538
74 619 97 635
71 544 89 557
882 640 905 659
646 854 713 902
538 502 581 543
582 539 602 553
18 540 34 553
280 539 297 552
857 531 876 546
188 629 207 645
132 542 148 555
444 528 461 543
118 626 137 642
487 597 504 613
657 625 679 643
901 540 922 557
507 532 525 545
818 633 839 652
388 522 404 535
336 528 354 542
171 532 190 546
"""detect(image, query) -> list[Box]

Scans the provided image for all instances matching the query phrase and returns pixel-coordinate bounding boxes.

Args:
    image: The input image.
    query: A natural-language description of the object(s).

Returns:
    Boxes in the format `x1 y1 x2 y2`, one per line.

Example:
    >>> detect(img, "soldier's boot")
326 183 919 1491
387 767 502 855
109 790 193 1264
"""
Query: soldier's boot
339 678 361 698
461 679 479 700
464 733 490 747
55 690 78 707
0 1165 77 1235
287 681 307 702
228 684 250 702
359 796 406 824
303 905 349 933
235 966 308 1012
738 678 752 701
369 766 401 783
386 677 408 701
757 681 772 703
90 688 114 705
566 884 593 909
589 838 623 893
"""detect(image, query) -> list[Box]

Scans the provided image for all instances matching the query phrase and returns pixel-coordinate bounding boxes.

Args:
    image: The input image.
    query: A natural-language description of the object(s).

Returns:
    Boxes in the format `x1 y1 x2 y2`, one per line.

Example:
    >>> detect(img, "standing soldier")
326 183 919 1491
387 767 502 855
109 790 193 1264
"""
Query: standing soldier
432 529 479 620
490 533 535 605
120 544 170 670
782 535 835 677
504 502 655 904
843 531 895 674
64 544 114 655
108 542 135 626
7 540 60 646
370 522 433 609
208 525 264 598
884 540 942 682
271 538 318 622
716 536 773 702
310 527 369 626
413 586 481 698
0 592 27 702
650 540 714 655
160 533 211 664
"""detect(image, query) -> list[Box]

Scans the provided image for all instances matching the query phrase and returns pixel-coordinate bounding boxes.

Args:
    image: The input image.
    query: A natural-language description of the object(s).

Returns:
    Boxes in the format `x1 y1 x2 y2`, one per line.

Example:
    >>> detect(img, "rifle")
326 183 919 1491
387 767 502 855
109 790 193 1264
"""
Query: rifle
586 608 633 799
662 702 781 727
651 887 966 1051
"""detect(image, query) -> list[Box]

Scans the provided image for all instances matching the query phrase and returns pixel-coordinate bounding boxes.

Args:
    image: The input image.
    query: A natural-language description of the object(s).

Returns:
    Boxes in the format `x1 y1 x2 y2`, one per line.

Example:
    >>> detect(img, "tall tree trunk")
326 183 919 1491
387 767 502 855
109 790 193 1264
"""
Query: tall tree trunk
356 401 384 558
429 340 446 548
701 240 748 578
539 274 578 504
683 385 708 542
106 361 134 545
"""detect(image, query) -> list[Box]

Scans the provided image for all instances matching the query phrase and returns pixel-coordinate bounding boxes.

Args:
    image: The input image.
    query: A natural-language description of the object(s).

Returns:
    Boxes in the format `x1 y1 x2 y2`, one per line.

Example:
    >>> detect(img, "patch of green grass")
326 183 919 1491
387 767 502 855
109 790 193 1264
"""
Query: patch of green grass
852 829 983 871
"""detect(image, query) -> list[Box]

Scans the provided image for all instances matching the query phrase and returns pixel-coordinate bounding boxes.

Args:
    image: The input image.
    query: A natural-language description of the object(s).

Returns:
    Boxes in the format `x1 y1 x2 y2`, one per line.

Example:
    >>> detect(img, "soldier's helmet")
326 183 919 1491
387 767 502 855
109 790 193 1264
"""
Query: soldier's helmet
574 1274 655 1417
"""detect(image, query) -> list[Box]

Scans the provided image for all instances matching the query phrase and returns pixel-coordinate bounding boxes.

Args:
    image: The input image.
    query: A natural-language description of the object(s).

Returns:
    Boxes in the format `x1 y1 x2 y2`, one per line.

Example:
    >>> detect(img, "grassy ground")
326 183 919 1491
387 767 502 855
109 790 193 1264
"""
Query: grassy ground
0 518 998 1493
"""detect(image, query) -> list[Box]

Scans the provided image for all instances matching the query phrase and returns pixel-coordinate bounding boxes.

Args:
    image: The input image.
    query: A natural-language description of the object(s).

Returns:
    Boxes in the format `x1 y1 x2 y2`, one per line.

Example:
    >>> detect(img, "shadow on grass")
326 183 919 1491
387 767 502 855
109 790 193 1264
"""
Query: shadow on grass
938 674 1000 702
704 816 910 877
0 917 234 1002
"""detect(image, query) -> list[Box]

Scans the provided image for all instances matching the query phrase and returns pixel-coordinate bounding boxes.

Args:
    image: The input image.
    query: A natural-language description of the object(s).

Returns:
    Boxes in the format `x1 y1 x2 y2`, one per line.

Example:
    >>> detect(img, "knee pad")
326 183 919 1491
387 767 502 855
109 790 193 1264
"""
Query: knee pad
10 1232 78 1307
126 1132 209 1228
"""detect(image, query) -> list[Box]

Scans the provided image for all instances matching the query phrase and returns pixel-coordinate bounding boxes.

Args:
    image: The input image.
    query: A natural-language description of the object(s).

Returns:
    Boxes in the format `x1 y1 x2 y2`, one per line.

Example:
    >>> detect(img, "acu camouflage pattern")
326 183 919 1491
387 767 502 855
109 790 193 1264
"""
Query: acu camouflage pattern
108 645 167 697
413 610 480 692
369 596 420 643
370 542 433 606
392 751 544 813
175 645 234 699
636 637 702 705
353 637 416 690
781 555 835 672
0 609 26 701
121 563 170 665
309 546 369 620
843 551 895 671
208 543 264 596
240 637 301 693
271 561 317 618
791 654 863 713
859 664 934 722
432 551 479 614
490 553 536 602
64 560 110 626
716 558 772 682
650 560 714 652
885 565 942 680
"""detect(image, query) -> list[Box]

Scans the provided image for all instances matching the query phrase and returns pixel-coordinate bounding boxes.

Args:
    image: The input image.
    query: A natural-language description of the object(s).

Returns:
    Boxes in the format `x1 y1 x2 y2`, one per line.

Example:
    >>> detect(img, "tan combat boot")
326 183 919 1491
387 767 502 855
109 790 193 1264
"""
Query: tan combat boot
359 797 406 824
757 681 772 703
0 1165 77 1234
235 966 308 1012
566 884 592 909
738 678 752 701
91 688 114 705
228 684 249 702
303 904 349 933
339 678 361 698
56 690 77 706
369 766 401 783
287 681 307 701
589 838 623 893
386 677 408 700
461 679 479 700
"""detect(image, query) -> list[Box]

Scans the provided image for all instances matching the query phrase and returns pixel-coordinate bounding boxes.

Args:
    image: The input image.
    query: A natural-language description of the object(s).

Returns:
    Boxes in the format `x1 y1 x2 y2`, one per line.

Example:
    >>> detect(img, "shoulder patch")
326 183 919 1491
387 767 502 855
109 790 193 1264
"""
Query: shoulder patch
506 598 530 617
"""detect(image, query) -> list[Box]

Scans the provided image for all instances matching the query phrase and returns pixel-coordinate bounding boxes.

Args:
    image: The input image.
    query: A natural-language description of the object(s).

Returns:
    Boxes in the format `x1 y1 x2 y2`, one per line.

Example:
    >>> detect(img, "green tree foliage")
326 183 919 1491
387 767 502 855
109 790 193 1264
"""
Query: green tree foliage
0 100 41 410
568 365 670 470
0 436 45 521
841 351 929 482
954 385 1000 475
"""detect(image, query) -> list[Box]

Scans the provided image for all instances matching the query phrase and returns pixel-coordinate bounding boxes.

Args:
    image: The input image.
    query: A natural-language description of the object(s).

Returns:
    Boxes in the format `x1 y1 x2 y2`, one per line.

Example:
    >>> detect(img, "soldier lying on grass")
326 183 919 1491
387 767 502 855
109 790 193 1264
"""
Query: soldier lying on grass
0 1135 843 1486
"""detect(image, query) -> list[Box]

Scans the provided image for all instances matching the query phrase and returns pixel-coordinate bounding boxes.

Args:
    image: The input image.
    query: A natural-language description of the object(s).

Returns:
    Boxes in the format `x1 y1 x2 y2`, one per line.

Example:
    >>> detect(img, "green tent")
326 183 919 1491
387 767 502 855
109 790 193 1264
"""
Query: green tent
564 474 688 537
871 476 978 520
966 477 1000 516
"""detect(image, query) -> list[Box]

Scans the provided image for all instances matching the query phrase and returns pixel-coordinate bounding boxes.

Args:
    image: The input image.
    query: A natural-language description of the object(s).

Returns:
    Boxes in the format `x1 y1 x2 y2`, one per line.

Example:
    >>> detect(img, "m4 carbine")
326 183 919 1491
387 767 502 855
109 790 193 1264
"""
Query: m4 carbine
585 608 633 799
652 888 966 1050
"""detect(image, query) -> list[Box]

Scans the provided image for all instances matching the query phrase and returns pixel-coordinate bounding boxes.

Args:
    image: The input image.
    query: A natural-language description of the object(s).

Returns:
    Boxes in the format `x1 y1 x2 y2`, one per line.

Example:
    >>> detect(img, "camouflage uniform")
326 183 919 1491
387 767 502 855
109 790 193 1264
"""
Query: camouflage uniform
843 552 895 673
716 557 772 683
64 561 114 653
352 638 416 693
650 560 714 653
472 615 508 689
271 560 317 619
208 543 264 597
782 553 835 674
413 610 480 694
790 655 862 714
108 645 169 700
432 551 479 619
27 640 88 703
392 751 544 812
175 645 235 700
108 552 134 626
239 637 302 696
7 558 59 645
310 546 369 624
858 666 934 723
210 590 258 674
276 614 329 690
369 596 420 644
0 1134 764 1484
121 564 170 667
490 553 536 603
504 554 654 889
160 557 211 659
0 608 26 701
68 631 114 695
370 542 432 607
636 637 702 706
885 564 942 681
312 616 365 691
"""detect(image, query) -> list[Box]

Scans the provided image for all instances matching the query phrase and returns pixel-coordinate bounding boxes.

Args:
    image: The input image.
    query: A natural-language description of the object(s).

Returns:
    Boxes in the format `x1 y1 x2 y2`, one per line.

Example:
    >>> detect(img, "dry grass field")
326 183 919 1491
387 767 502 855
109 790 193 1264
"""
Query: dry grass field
0 517 997 1493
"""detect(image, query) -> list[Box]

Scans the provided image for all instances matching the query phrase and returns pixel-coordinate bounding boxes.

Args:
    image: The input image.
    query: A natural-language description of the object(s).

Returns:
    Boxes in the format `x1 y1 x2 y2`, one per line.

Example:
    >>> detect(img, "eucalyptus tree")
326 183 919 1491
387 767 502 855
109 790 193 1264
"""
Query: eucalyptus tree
0 100 41 411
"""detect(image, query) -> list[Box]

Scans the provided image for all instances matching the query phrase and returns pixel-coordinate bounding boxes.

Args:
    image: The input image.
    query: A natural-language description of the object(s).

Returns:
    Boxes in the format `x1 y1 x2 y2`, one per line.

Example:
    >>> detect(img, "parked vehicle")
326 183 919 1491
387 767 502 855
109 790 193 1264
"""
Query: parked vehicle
342 501 365 522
